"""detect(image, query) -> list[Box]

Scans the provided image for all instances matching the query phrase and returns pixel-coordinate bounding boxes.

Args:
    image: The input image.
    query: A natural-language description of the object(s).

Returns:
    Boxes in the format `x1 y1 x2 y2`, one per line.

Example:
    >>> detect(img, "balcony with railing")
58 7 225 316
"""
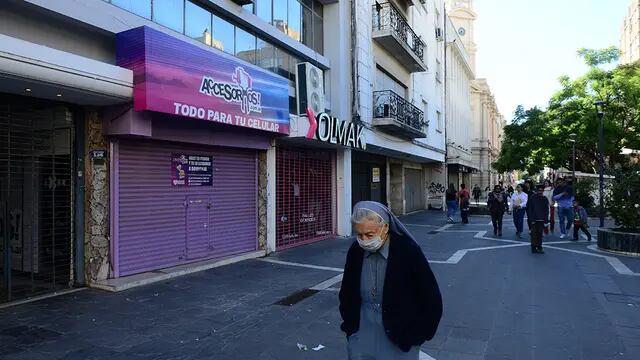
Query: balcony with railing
372 2 427 72
373 90 427 139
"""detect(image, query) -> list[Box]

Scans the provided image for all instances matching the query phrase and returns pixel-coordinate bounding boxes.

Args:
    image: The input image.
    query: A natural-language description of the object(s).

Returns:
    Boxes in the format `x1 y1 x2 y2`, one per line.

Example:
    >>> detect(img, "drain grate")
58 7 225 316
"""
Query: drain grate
274 289 319 306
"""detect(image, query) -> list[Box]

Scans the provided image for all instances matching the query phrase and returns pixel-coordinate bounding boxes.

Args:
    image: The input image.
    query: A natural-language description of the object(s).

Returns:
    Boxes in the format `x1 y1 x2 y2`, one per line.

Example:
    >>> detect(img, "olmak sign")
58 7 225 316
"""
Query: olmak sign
116 26 289 134
305 108 366 150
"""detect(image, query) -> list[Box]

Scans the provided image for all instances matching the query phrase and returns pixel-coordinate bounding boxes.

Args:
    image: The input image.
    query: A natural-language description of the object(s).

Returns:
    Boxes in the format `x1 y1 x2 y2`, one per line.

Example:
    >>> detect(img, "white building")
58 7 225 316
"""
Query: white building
351 0 447 215
444 14 475 188
447 0 504 189
620 0 640 65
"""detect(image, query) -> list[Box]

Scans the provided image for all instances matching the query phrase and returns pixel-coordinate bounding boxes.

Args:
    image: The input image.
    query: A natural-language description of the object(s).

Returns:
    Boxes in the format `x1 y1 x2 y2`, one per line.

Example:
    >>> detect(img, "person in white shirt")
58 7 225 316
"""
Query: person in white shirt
510 184 528 238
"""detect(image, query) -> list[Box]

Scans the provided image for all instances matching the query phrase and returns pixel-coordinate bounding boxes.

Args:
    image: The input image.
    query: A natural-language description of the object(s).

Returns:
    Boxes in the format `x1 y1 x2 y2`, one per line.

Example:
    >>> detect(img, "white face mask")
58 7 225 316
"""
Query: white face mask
357 227 387 252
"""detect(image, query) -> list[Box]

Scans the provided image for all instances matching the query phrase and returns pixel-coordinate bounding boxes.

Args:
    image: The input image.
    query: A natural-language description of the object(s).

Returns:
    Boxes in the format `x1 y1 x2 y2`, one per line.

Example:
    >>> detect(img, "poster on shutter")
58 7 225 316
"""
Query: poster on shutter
372 167 381 183
171 154 213 186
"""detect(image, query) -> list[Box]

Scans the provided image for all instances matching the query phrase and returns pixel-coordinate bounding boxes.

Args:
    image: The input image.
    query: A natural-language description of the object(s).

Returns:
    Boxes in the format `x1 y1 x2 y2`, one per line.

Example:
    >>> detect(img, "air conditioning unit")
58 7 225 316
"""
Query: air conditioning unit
435 27 443 41
296 62 325 116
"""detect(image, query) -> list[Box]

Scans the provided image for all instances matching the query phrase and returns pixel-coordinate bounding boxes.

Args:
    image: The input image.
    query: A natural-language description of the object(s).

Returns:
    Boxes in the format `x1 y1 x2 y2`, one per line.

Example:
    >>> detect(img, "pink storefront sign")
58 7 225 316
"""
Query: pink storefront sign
116 26 290 135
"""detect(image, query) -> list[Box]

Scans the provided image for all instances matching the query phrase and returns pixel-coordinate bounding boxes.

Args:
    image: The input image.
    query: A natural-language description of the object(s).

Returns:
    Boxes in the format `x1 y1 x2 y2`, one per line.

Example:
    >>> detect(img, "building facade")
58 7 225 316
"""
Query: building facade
0 0 453 303
444 15 475 189
470 79 504 188
621 0 640 65
353 0 447 214
0 0 343 302
447 0 504 189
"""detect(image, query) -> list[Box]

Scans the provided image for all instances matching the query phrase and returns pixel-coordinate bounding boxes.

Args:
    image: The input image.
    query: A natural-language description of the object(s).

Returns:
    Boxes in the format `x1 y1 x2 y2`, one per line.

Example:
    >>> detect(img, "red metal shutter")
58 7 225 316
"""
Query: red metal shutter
276 148 334 249
116 140 257 277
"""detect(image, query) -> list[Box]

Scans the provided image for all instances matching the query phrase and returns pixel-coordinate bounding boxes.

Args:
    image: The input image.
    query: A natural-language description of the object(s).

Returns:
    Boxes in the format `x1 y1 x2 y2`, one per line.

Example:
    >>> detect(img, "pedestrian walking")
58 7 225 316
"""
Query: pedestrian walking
510 184 528 238
458 184 471 224
527 184 550 254
553 178 574 239
340 201 443 360
445 184 457 223
487 185 509 236
472 184 481 205
572 199 592 241
542 179 555 235
523 181 535 234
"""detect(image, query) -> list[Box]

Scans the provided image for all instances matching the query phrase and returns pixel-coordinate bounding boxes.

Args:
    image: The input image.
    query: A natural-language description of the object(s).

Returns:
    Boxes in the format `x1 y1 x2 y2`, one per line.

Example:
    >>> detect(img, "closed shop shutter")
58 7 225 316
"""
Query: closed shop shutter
0 95 73 303
405 168 424 213
116 140 257 277
276 148 334 250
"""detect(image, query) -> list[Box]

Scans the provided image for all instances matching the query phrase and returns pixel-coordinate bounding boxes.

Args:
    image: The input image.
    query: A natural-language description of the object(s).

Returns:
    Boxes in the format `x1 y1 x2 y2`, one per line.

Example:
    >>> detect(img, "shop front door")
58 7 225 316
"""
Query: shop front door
0 96 73 303
186 196 212 260
405 168 424 213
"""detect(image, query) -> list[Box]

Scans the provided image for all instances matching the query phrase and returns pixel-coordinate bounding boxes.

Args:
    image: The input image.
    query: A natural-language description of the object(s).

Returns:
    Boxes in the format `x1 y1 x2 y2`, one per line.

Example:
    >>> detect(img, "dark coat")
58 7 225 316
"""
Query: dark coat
527 193 550 222
339 235 443 352
487 191 509 214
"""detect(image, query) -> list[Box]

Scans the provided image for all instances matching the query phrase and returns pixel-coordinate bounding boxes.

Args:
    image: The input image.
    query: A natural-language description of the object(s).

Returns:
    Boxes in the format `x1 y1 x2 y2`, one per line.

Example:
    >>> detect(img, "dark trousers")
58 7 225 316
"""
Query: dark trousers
513 208 526 233
531 221 545 250
573 223 592 240
461 208 470 224
491 211 504 233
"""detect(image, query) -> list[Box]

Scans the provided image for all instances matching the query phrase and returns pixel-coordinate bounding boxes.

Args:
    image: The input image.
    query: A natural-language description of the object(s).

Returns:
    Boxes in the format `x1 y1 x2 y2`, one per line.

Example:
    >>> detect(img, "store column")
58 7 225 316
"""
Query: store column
336 148 352 236
266 140 277 254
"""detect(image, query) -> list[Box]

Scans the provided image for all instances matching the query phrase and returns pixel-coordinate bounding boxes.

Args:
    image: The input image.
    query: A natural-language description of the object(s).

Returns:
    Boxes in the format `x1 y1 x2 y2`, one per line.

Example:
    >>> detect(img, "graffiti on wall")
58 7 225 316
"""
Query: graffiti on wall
427 182 446 195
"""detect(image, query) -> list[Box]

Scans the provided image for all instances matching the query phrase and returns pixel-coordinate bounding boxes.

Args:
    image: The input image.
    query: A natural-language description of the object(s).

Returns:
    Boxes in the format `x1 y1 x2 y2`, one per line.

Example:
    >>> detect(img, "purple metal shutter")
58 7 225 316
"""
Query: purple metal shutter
117 140 257 277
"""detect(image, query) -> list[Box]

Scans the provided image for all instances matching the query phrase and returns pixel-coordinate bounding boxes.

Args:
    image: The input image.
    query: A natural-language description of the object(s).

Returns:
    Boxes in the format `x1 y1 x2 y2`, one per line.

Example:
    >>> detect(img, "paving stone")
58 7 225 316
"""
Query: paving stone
0 211 638 359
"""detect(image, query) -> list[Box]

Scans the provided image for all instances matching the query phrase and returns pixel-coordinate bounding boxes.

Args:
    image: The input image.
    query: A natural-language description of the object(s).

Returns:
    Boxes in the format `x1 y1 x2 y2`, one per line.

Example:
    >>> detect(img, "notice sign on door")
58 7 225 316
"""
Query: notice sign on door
372 167 381 183
171 154 213 186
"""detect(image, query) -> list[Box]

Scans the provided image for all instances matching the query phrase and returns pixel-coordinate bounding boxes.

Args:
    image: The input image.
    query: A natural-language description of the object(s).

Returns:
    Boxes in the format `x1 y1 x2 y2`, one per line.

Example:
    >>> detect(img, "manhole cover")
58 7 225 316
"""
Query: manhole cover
274 289 319 306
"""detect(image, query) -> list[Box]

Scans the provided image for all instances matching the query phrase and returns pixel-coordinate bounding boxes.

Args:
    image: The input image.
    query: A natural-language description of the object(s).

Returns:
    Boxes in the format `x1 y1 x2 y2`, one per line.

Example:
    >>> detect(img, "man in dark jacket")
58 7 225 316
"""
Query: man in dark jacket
527 184 550 254
487 185 509 236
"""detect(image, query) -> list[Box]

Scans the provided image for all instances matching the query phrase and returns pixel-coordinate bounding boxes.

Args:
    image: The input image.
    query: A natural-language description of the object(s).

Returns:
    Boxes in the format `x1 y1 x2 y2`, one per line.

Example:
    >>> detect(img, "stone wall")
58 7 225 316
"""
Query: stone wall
258 151 267 250
85 110 110 282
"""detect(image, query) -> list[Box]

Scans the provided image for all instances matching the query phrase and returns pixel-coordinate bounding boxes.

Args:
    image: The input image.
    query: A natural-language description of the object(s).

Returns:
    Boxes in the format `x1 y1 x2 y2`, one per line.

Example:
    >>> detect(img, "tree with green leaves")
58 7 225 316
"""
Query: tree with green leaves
494 46 640 175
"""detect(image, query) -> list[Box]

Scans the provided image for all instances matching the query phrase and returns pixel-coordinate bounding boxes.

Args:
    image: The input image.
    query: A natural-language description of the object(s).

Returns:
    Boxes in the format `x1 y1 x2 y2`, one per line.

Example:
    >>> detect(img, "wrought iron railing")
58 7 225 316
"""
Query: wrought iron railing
372 2 425 61
373 90 425 132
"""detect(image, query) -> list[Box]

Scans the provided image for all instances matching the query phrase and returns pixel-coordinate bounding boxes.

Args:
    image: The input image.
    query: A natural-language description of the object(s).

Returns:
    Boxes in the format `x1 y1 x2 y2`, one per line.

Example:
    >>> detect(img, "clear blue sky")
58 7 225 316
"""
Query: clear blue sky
474 0 630 121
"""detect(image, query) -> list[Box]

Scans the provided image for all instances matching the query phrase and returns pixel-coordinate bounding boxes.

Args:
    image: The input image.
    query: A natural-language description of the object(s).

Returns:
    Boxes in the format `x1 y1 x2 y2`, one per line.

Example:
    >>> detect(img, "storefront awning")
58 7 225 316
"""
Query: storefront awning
0 34 133 105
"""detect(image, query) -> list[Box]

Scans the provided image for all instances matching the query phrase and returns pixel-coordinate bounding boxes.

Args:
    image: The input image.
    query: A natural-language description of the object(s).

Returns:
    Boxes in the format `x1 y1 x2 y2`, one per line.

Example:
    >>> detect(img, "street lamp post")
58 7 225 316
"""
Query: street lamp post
569 133 577 182
594 101 607 228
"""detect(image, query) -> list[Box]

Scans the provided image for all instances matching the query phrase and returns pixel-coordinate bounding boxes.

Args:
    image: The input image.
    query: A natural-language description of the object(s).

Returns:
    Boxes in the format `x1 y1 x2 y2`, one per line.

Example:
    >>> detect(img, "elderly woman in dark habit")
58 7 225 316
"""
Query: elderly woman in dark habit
339 201 443 359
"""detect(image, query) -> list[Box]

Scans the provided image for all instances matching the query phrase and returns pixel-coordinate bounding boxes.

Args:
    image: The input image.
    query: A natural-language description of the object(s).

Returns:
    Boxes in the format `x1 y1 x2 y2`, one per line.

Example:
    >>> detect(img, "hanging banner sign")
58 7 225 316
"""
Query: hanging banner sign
171 154 213 186
116 26 290 134
305 109 366 150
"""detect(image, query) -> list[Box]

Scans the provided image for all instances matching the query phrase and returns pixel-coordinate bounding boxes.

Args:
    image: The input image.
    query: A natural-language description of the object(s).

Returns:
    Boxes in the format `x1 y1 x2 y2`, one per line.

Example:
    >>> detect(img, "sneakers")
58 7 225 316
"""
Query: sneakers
498 231 503 237
587 237 592 242
560 234 566 239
